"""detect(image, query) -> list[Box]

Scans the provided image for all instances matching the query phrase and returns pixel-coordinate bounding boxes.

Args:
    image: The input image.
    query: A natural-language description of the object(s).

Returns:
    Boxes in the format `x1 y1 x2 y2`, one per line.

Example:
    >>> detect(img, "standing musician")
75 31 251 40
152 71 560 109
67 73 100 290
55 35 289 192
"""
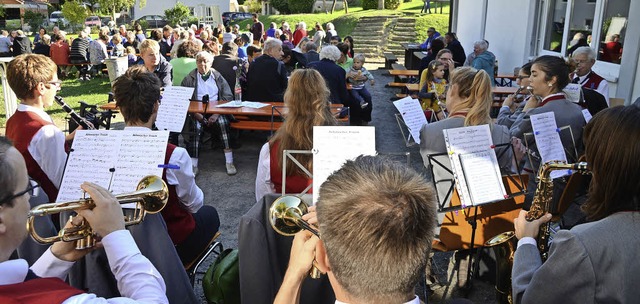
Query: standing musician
512 106 640 303
112 65 220 264
5 54 84 203
0 136 168 303
274 156 438 304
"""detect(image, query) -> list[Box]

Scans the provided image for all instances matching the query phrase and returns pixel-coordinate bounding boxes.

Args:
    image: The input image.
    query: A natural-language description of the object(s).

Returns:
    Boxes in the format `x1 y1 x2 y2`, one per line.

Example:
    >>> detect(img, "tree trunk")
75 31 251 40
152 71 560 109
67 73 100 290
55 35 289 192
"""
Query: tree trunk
378 0 385 9
343 0 348 14
331 0 337 14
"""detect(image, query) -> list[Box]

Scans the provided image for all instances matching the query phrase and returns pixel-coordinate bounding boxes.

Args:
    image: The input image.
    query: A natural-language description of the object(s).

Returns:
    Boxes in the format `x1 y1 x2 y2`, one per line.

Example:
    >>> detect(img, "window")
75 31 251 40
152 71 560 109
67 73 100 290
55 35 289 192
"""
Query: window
598 0 629 63
542 0 566 53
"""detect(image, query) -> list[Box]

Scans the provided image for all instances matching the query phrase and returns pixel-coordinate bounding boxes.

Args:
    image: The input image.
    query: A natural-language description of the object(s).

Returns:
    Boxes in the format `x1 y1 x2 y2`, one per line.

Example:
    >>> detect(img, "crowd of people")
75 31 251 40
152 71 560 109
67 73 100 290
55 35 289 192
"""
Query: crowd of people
1 16 639 304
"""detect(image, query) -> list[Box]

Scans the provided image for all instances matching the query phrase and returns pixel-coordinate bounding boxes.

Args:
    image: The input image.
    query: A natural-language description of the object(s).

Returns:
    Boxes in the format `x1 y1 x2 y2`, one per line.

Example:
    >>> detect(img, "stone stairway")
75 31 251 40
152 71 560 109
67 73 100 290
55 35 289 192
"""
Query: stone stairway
384 17 418 65
351 15 397 63
351 15 418 65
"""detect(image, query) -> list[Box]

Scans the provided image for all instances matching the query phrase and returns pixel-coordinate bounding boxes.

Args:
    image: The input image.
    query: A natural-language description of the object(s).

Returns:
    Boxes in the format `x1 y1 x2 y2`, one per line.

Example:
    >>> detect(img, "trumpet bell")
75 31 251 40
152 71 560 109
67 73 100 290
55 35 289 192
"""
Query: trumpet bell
133 175 169 213
269 195 308 236
485 231 516 247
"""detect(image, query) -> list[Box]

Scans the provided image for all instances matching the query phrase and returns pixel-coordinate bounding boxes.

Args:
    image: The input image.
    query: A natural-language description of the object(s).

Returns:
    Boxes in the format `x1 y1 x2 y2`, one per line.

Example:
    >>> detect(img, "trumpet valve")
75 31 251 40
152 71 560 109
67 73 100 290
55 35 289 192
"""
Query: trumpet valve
75 234 96 250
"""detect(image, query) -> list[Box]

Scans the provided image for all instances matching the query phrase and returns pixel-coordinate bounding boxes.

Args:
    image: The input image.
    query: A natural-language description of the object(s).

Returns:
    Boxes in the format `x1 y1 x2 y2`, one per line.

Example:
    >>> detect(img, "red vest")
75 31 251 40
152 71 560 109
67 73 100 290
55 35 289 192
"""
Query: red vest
269 141 313 195
5 110 61 202
573 71 604 91
161 143 196 245
0 277 83 304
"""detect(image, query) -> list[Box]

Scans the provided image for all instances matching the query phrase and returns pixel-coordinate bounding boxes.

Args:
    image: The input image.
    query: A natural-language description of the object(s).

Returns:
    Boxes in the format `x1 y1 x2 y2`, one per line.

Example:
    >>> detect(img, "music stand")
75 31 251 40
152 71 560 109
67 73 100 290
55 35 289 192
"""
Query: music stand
426 142 526 287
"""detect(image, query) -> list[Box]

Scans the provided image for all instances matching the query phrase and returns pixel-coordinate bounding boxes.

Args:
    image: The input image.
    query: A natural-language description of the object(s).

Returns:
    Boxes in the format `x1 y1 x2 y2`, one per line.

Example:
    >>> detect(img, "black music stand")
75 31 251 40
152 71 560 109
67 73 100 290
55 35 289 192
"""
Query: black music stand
426 142 526 289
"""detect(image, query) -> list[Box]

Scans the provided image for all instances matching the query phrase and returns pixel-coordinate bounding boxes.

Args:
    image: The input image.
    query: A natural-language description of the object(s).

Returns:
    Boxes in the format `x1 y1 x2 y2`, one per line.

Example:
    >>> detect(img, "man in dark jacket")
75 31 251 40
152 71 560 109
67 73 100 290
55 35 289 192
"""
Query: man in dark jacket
213 42 242 90
444 32 465 68
12 30 32 56
304 42 320 64
245 38 287 102
308 45 349 105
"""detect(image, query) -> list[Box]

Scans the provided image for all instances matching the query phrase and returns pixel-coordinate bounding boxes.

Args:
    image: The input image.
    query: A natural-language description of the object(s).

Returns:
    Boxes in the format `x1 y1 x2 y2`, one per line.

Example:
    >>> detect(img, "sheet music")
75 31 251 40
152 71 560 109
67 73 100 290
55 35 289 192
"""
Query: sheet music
443 124 506 206
530 112 568 179
57 130 169 205
393 97 428 144
312 126 376 204
155 86 194 132
459 151 507 205
582 109 592 123
563 83 582 103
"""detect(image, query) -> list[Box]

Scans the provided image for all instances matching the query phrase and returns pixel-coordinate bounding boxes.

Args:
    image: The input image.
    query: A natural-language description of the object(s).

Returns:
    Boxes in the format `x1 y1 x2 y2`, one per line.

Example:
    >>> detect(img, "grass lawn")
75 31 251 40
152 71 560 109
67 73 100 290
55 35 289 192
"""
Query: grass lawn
2 0 449 130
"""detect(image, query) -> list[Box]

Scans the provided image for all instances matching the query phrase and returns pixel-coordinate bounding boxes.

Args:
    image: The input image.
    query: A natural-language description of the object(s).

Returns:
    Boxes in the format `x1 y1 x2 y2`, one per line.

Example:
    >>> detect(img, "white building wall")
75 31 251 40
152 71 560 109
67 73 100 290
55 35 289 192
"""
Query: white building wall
484 0 535 74
454 0 486 59
133 0 230 19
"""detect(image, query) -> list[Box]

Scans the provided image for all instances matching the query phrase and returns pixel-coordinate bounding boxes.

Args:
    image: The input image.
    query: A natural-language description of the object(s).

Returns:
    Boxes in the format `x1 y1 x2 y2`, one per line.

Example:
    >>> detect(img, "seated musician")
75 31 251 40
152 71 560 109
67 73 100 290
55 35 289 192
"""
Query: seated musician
497 62 533 128
274 155 438 304
512 106 640 303
254 69 338 202
180 51 236 175
5 54 82 203
0 136 168 303
509 56 585 209
112 65 220 264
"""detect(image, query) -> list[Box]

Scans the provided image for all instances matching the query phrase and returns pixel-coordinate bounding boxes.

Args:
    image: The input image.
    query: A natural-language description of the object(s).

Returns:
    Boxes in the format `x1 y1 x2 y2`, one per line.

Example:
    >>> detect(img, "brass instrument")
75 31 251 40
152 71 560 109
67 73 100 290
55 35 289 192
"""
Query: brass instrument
485 161 589 303
27 175 168 250
269 195 322 279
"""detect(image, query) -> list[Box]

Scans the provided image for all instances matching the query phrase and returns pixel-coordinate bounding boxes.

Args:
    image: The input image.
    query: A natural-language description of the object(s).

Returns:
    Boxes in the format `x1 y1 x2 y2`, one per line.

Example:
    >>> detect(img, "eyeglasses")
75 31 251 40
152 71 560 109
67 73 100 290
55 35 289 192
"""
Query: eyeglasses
47 80 62 88
516 75 529 80
0 179 40 206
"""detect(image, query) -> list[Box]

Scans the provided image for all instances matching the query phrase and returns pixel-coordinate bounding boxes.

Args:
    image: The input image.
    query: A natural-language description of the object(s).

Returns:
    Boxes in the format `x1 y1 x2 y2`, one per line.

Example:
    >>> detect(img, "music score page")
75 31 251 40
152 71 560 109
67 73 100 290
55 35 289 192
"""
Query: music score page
312 126 376 204
393 97 428 144
443 124 506 206
57 130 169 204
155 86 194 132
530 112 568 179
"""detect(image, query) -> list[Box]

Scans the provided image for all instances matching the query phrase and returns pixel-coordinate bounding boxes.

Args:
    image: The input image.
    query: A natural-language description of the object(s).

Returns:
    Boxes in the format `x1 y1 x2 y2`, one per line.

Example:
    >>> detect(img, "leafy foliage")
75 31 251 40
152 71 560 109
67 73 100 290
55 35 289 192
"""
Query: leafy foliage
164 2 190 27
271 0 290 14
97 0 146 20
362 0 377 10
288 0 315 13
61 1 88 28
23 11 46 29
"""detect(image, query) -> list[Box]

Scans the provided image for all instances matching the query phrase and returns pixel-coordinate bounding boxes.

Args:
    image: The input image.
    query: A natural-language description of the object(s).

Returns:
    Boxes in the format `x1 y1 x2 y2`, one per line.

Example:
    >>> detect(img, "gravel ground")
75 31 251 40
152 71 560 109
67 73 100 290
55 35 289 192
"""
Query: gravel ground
151 63 497 303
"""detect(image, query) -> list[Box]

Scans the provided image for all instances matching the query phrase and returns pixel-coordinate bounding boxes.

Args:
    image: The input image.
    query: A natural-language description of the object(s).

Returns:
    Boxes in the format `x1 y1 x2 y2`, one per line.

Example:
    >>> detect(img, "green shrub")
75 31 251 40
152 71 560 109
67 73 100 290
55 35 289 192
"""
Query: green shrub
165 2 191 27
288 0 314 13
271 0 290 13
362 0 377 10
24 11 46 29
385 0 401 9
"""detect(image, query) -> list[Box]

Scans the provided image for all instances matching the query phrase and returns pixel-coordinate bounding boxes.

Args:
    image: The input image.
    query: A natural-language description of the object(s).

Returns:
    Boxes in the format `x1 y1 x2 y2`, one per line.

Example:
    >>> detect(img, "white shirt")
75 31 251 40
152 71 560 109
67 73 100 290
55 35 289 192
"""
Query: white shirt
0 230 168 303
124 127 203 213
574 71 610 105
196 72 220 101
255 142 275 202
19 104 68 191
336 296 420 304
222 32 236 44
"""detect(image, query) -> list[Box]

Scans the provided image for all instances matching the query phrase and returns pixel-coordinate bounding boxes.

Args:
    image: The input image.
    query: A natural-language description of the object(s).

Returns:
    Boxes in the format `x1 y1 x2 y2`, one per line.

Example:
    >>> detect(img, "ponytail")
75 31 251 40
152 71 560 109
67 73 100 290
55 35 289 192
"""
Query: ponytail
465 70 492 126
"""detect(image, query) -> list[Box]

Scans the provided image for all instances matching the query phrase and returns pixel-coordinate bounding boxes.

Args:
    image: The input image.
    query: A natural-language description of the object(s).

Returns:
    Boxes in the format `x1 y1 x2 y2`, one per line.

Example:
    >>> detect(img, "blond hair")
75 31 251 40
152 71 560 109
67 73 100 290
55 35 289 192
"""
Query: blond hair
449 66 493 126
269 69 338 175
139 39 159 55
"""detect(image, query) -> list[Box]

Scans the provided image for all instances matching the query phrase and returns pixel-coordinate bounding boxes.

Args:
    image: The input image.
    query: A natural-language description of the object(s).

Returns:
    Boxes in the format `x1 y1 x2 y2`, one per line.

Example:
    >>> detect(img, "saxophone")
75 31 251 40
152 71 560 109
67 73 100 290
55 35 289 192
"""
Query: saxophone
484 161 589 303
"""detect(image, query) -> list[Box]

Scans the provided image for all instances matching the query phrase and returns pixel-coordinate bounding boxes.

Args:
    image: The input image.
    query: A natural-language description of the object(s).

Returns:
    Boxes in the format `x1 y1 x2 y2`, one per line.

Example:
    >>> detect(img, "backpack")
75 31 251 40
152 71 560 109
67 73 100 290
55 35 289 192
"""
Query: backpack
203 248 241 304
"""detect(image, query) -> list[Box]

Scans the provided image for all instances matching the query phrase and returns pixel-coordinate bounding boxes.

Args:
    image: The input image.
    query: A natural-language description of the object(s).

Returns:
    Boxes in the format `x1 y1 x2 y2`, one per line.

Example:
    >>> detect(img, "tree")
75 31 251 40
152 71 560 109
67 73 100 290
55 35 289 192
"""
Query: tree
97 0 147 22
0 4 6 18
164 2 190 27
330 0 348 13
23 11 46 29
62 1 88 30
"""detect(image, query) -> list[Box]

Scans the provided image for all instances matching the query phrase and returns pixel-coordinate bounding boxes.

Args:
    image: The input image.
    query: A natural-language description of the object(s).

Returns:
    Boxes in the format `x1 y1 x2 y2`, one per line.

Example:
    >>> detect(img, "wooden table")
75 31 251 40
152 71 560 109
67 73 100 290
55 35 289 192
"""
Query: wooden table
495 74 518 87
389 69 419 77
399 43 422 70
413 51 427 61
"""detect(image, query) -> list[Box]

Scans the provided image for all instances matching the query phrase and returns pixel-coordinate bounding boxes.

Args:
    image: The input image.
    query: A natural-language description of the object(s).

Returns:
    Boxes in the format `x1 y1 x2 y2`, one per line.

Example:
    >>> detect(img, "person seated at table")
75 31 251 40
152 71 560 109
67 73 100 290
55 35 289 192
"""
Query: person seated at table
113 65 220 264
418 37 445 78
181 51 236 175
420 27 441 51
245 38 287 102
213 42 245 90
255 69 338 202
444 32 465 68
139 39 172 87
170 40 200 86
418 60 447 121
511 106 640 303
509 55 585 209
274 155 438 304
0 136 169 303
305 42 320 64
308 45 349 106
435 49 454 82
497 62 533 128
336 43 352 71
469 40 495 85
246 44 262 64
570 46 610 105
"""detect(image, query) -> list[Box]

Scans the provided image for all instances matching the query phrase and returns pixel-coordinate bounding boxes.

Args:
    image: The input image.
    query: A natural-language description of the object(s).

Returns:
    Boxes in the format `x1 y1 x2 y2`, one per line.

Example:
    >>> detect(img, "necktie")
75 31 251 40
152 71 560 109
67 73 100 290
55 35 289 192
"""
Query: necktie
572 77 580 84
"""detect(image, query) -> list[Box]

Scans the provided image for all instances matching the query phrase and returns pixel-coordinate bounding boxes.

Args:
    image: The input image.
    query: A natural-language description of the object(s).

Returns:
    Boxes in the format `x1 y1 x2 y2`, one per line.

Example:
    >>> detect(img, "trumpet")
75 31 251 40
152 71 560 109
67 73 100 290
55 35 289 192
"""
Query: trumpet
269 195 322 279
27 175 168 250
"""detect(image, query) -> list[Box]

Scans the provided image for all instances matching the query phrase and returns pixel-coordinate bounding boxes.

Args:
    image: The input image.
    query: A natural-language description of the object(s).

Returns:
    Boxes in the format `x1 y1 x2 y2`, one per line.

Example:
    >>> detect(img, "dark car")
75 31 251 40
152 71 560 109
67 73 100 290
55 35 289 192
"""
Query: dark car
221 12 253 26
136 15 168 28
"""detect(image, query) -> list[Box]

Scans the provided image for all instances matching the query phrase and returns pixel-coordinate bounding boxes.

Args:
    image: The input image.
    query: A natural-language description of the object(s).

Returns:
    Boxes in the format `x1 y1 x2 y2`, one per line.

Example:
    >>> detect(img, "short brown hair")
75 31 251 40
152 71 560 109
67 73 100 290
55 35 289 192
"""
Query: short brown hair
113 65 161 125
317 155 437 302
177 40 201 58
6 54 57 100
0 137 18 206
583 106 640 220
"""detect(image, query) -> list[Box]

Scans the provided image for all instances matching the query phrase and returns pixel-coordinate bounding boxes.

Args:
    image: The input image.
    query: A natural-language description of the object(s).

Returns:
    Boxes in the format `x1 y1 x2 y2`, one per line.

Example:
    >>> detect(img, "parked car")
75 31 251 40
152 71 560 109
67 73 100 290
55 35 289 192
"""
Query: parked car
85 16 101 27
135 15 168 28
49 11 69 27
221 12 253 26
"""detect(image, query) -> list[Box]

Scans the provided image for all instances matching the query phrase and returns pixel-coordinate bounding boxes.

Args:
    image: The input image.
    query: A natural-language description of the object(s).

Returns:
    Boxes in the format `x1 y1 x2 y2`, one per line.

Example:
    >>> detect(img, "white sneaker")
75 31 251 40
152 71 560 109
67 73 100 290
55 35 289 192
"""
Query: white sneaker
226 163 237 175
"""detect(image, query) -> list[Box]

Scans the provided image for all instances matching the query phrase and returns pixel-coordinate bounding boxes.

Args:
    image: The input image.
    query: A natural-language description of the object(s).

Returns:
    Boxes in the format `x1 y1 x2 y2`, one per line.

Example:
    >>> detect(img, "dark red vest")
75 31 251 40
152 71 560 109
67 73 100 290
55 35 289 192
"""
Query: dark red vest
575 71 604 91
5 110 61 202
161 143 196 245
0 277 83 304
269 141 313 195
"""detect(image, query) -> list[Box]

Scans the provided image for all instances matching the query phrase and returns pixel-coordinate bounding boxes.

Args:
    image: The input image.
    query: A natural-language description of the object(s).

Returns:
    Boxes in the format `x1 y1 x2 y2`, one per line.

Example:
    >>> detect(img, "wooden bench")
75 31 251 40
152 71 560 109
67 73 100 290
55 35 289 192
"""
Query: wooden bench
387 82 410 88
383 52 398 69
230 120 283 131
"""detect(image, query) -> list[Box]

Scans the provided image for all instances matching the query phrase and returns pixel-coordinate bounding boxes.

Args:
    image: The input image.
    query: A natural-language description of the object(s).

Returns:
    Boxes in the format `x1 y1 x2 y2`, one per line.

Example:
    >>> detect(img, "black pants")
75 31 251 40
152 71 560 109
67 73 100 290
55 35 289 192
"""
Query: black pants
175 205 221 265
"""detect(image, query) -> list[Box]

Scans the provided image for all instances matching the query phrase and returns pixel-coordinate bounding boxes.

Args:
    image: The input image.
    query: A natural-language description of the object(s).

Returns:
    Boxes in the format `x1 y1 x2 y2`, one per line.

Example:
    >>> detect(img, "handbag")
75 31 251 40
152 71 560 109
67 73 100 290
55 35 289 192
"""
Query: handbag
203 248 241 304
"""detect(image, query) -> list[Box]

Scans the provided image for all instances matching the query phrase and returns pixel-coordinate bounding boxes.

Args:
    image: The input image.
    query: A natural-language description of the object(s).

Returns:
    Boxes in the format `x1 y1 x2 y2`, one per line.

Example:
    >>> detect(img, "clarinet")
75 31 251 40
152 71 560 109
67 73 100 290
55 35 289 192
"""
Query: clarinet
54 96 94 130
